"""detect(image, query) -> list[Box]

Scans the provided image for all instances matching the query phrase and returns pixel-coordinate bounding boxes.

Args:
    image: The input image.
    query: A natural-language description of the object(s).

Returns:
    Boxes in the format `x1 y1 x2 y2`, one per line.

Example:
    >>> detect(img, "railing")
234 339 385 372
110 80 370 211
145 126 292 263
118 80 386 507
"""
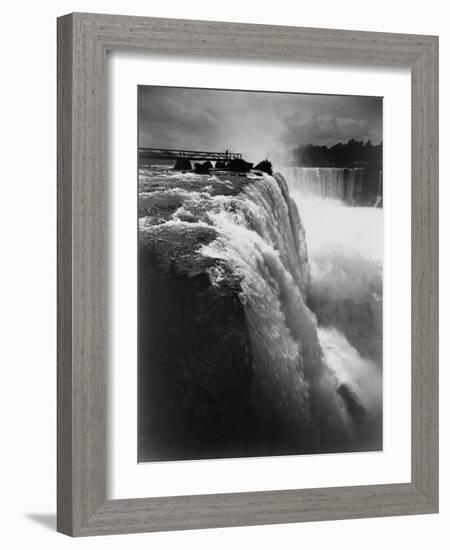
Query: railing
138 148 242 161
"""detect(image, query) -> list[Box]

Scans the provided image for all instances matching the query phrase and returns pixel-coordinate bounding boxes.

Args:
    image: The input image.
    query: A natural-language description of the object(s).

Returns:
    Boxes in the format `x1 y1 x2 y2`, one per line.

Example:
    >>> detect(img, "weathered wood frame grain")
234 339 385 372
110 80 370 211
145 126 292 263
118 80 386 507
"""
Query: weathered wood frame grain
57 12 439 537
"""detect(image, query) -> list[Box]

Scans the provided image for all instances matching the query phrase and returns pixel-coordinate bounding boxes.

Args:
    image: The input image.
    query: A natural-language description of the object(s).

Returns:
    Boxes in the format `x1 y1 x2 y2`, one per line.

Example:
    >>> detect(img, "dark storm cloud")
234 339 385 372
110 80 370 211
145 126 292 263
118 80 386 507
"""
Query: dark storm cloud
138 86 382 163
281 95 382 147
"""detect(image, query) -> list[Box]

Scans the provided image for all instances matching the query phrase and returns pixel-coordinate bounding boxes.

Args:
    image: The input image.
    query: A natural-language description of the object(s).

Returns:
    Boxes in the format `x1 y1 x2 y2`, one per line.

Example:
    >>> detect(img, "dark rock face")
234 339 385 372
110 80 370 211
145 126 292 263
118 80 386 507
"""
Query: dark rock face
139 231 256 461
254 159 273 175
138 171 260 461
174 157 192 170
337 384 366 427
228 158 253 172
194 161 211 174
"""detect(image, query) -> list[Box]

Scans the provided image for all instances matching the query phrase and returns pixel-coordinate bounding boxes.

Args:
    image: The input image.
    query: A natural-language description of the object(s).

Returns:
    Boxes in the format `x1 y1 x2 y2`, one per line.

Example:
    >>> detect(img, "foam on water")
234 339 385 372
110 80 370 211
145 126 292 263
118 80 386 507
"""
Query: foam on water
139 167 383 452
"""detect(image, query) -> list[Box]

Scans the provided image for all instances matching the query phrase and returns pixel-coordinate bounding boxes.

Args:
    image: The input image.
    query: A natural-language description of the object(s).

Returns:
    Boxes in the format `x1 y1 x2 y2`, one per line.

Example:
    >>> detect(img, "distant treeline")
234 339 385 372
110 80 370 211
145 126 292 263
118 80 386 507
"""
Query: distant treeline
291 139 382 168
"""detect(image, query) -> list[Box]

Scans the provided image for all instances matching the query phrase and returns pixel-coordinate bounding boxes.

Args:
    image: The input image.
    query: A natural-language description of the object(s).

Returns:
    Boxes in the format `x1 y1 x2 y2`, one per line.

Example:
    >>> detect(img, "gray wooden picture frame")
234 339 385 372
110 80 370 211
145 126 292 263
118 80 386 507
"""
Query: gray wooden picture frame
57 12 439 537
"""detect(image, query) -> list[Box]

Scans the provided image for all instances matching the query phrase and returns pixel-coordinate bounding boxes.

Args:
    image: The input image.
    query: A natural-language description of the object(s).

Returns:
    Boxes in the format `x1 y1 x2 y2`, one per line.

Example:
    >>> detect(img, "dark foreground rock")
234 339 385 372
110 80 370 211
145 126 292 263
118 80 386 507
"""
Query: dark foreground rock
174 157 192 170
138 172 260 461
228 158 253 172
254 159 273 175
194 161 211 174
139 228 257 461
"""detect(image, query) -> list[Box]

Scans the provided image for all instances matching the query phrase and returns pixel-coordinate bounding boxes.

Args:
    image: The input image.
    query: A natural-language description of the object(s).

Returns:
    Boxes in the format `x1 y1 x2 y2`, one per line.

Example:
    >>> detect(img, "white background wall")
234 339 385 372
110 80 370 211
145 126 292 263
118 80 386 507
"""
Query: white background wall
0 1 447 548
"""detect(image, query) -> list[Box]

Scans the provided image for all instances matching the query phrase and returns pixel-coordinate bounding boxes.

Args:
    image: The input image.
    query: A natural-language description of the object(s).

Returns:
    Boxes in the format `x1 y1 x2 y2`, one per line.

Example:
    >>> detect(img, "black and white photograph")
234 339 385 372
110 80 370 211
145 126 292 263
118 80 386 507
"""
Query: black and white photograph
1 0 443 544
138 86 383 462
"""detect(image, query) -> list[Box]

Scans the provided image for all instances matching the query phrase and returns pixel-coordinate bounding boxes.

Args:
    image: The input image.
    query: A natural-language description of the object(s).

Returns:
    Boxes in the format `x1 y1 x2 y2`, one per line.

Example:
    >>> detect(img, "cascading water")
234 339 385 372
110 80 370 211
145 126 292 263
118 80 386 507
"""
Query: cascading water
374 169 383 208
139 165 382 459
282 167 364 204
200 174 354 450
281 167 383 446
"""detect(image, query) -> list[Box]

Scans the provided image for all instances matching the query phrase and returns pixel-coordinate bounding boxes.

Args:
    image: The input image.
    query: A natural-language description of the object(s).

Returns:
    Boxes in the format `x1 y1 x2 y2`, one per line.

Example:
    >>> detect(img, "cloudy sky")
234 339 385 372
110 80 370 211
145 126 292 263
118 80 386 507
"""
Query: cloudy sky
138 86 382 163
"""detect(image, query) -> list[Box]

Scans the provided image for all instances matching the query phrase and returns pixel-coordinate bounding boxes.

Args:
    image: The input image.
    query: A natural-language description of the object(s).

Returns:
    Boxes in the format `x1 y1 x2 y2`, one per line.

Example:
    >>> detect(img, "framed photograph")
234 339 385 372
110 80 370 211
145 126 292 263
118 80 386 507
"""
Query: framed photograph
57 13 438 536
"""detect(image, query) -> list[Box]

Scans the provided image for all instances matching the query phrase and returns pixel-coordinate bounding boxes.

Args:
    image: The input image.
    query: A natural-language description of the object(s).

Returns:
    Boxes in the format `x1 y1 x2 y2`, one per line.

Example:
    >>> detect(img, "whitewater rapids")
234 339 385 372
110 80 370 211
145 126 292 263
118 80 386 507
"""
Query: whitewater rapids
139 166 382 457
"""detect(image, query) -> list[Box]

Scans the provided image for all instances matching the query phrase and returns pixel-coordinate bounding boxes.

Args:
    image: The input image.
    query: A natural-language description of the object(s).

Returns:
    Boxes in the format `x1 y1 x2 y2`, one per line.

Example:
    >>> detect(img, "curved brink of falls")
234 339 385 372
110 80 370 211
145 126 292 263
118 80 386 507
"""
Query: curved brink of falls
138 168 382 460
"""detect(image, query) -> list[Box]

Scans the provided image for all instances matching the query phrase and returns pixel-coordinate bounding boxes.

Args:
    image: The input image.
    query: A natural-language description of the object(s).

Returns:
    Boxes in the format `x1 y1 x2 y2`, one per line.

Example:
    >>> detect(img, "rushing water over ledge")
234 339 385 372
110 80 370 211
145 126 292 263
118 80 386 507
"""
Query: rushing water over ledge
138 167 382 461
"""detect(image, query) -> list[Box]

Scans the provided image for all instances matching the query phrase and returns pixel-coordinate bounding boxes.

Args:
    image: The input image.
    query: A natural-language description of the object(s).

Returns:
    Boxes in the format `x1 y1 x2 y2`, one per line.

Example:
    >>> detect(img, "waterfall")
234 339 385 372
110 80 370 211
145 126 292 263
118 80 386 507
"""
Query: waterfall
281 169 383 446
282 167 364 204
374 170 383 207
140 167 382 455
199 173 379 451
